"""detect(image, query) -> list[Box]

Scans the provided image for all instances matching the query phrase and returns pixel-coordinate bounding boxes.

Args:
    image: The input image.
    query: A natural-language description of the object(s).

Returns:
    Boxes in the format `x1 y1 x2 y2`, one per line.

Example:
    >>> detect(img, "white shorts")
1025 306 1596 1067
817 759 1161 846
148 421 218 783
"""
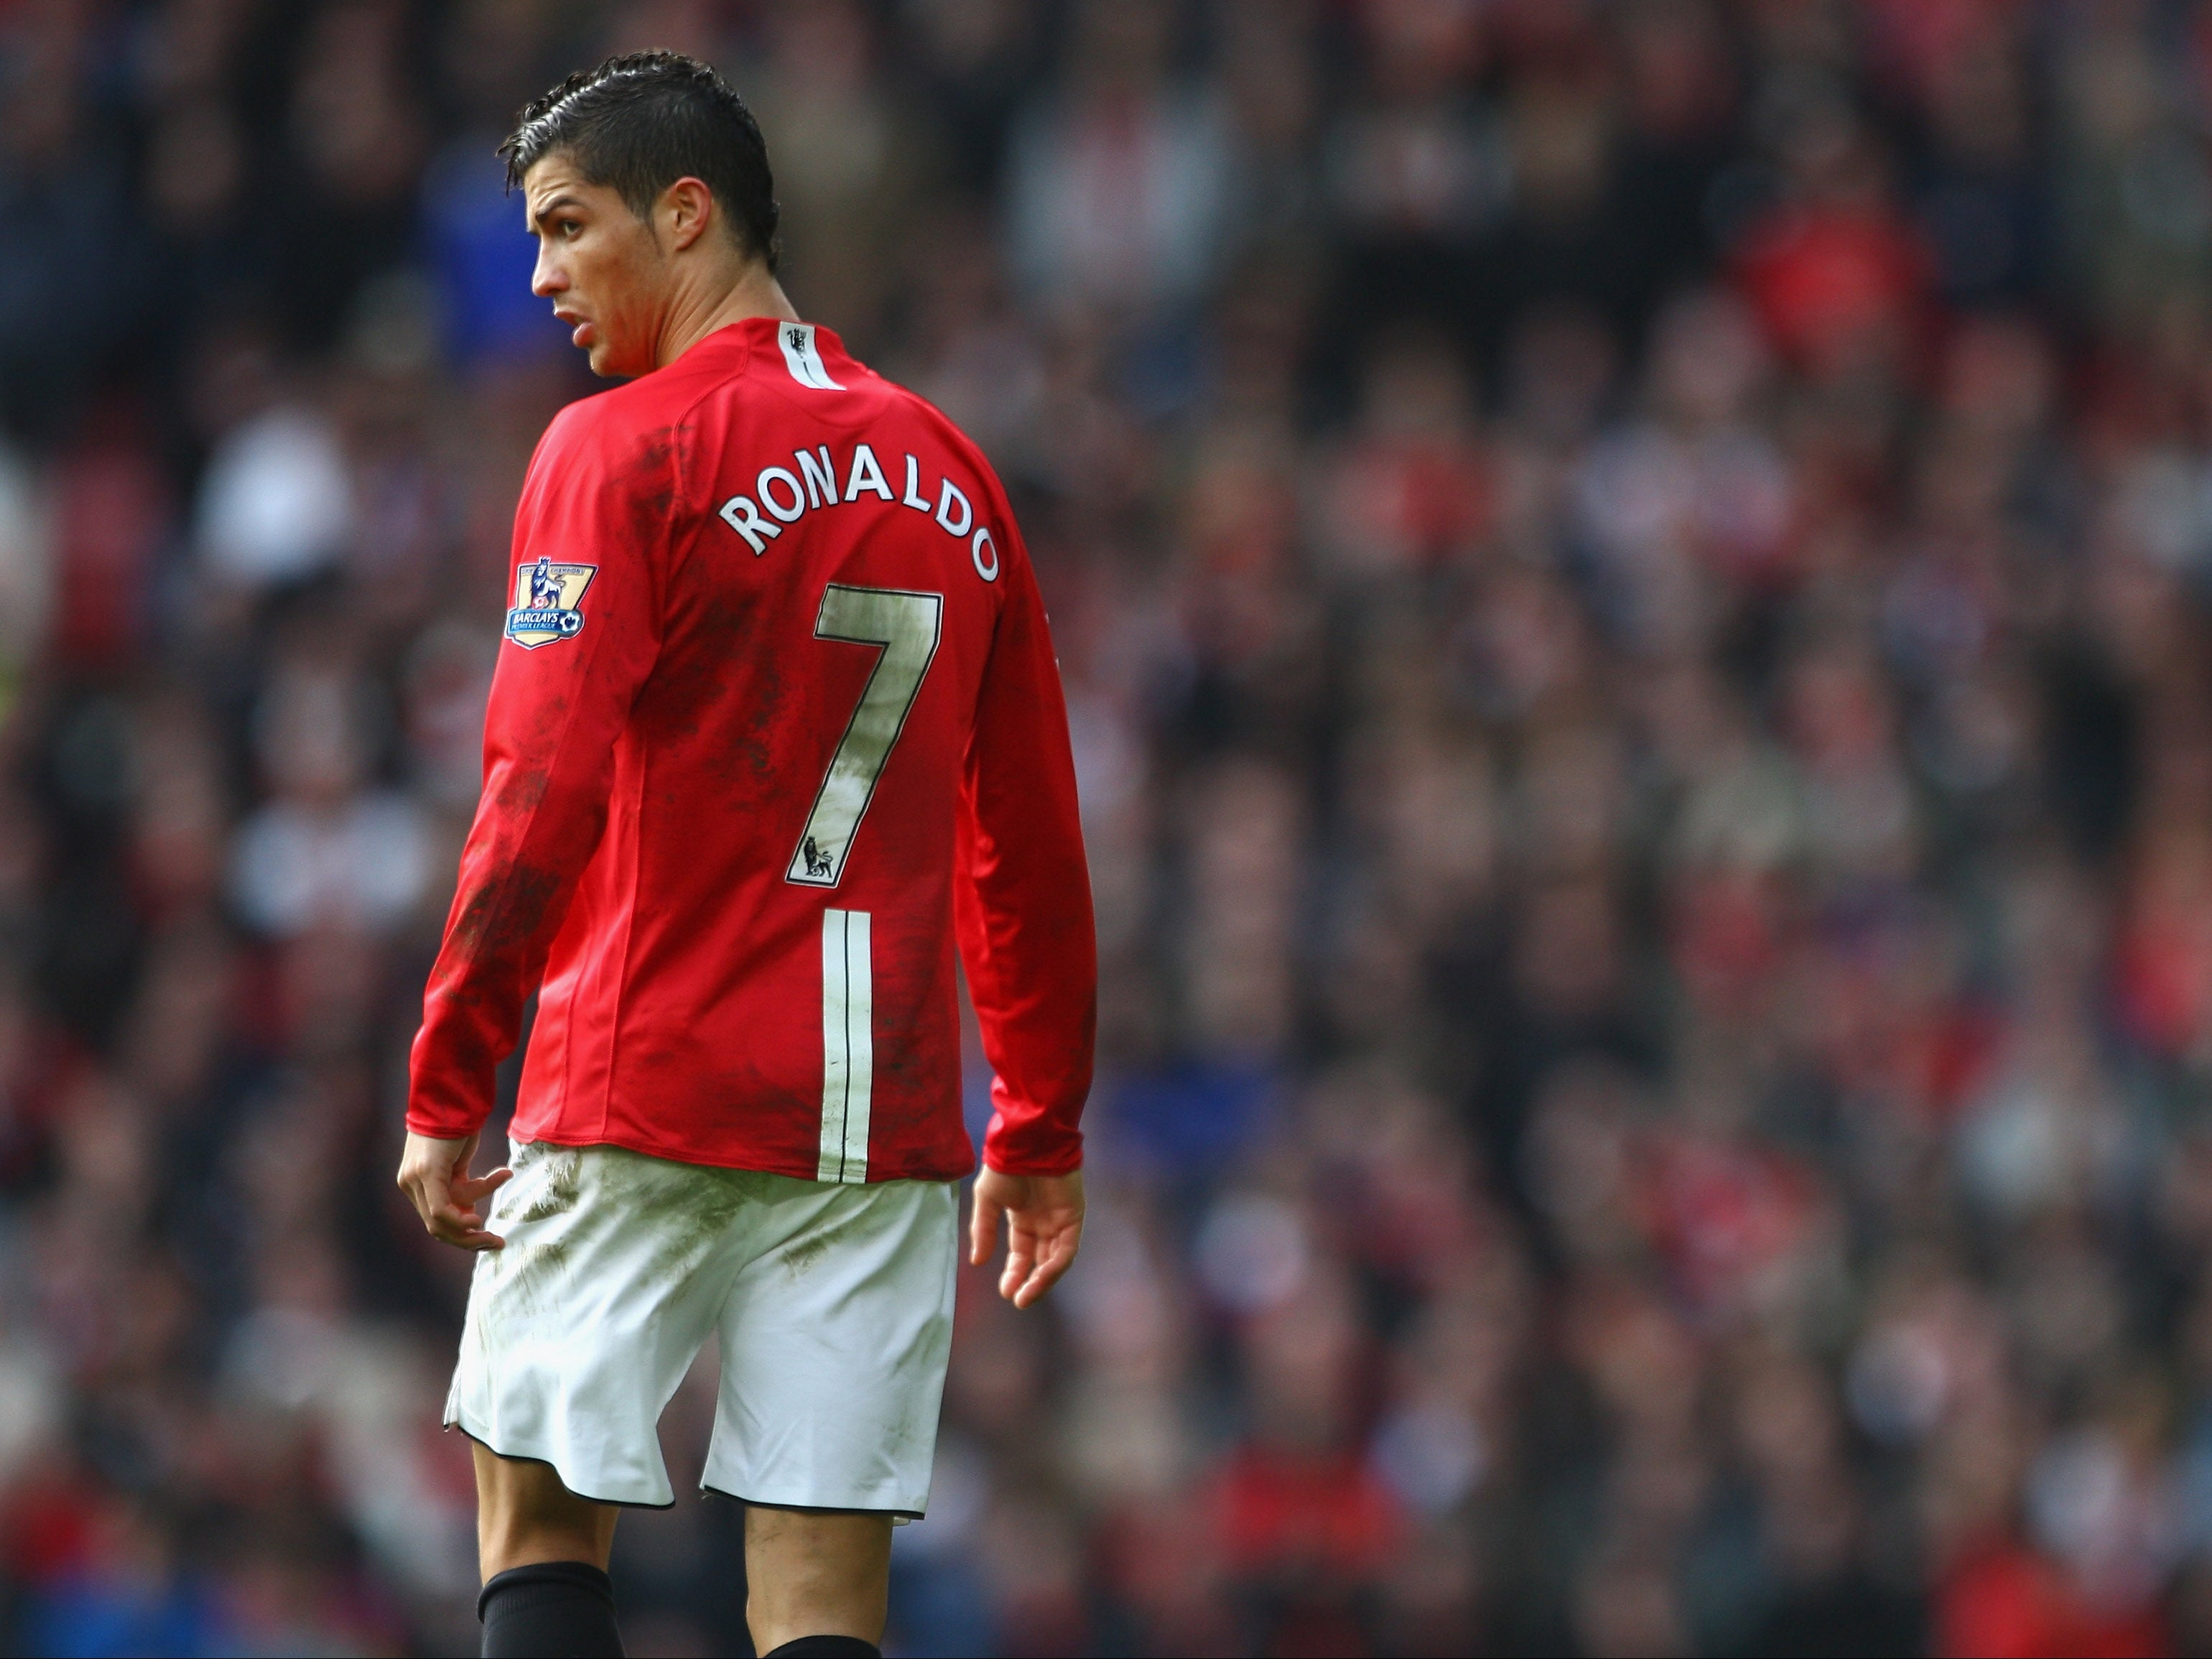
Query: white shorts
445 1138 957 1514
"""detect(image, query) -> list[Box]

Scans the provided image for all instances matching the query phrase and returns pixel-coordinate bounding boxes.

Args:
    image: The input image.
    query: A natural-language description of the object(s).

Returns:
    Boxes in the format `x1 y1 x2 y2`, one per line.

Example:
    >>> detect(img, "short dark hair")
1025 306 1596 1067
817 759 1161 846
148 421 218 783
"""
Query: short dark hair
500 51 780 271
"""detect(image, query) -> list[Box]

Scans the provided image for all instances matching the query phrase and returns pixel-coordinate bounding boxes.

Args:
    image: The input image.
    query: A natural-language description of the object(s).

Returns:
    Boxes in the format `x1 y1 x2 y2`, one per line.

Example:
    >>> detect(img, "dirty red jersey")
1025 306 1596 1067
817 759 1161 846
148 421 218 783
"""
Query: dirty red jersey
406 318 1095 1182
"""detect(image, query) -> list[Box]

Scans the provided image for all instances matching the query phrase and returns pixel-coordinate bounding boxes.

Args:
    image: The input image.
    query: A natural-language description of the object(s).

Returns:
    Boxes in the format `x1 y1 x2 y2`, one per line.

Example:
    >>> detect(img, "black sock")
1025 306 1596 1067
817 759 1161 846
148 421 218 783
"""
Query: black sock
479 1561 623 1658
763 1640 880 1658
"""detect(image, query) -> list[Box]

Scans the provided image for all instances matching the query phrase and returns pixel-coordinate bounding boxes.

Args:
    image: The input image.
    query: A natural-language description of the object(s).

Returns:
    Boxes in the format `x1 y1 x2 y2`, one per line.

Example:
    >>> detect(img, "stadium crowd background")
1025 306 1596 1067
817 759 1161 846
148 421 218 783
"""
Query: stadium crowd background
14 0 2212 1653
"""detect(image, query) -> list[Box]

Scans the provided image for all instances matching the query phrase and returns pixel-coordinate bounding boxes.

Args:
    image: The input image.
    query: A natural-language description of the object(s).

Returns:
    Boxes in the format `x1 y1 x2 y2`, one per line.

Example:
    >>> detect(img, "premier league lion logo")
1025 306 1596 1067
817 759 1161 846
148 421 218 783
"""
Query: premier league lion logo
505 554 597 648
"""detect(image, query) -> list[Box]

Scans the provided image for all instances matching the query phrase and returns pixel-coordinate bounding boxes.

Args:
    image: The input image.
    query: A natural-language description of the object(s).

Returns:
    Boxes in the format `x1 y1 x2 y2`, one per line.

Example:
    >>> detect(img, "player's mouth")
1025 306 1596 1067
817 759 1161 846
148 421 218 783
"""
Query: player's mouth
555 310 593 348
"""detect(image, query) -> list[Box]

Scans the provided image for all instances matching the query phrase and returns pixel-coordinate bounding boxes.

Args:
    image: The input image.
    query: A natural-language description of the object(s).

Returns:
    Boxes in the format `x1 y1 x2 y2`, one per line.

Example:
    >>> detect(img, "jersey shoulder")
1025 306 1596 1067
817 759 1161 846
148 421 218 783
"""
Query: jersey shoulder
880 376 993 463
838 368 1030 582
542 368 703 451
530 393 665 492
721 337 912 433
840 367 1011 514
726 325 990 460
528 373 710 532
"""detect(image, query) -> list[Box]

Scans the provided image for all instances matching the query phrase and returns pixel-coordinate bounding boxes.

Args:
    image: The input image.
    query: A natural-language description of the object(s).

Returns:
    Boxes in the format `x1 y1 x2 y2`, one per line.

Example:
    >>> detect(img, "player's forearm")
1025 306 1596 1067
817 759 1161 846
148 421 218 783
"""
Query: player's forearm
406 995 511 1137
962 870 1097 1176
408 941 529 1135
406 744 610 1135
958 813 1097 1176
407 870 590 1133
977 940 1095 1170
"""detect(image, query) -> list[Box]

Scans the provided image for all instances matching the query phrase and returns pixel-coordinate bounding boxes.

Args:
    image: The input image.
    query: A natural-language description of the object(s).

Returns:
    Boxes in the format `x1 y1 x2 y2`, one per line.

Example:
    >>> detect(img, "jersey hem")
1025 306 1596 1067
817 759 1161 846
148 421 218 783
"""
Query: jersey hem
510 1126 977 1184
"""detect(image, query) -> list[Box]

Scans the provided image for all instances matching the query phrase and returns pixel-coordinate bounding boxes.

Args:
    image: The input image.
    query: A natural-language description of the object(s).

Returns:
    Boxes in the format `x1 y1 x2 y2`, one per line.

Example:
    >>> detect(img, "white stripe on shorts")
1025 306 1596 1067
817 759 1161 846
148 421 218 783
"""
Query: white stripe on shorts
818 908 873 1184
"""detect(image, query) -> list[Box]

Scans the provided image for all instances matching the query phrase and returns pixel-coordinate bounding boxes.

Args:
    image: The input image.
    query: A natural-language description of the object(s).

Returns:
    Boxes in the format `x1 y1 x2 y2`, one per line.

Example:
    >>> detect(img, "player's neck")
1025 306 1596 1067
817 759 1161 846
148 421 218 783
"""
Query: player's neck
657 266 801 370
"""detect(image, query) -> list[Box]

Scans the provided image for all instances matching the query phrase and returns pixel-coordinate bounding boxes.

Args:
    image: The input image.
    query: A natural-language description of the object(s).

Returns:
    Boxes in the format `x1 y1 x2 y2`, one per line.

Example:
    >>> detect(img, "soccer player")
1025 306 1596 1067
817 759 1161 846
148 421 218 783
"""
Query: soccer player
395 53 1095 1659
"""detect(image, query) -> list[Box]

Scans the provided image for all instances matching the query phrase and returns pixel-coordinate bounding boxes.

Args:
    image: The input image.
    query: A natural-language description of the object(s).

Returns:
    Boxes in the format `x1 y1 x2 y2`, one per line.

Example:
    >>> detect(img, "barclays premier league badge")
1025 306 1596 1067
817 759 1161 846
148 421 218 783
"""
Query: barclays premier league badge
505 554 596 648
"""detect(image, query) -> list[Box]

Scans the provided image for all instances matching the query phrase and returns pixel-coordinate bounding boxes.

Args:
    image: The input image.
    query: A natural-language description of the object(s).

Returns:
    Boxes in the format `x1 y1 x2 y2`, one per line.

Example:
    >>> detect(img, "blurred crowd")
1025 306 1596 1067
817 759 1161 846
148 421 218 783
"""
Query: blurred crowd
15 0 2212 1653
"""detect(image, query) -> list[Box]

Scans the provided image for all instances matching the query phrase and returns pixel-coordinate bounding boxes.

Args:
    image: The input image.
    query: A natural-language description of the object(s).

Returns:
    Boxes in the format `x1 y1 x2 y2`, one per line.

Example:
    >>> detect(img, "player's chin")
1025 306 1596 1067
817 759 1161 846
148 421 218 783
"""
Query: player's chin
586 344 643 379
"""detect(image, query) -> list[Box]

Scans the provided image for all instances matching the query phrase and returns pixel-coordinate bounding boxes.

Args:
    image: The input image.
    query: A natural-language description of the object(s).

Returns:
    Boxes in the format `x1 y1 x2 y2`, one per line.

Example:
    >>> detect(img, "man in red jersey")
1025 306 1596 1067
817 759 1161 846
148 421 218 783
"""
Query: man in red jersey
394 52 1094 1659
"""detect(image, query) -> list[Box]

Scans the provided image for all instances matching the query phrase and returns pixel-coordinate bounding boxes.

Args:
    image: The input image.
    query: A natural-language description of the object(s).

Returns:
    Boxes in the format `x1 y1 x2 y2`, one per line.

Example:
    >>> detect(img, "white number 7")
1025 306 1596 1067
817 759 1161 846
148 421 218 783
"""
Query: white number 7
788 584 944 888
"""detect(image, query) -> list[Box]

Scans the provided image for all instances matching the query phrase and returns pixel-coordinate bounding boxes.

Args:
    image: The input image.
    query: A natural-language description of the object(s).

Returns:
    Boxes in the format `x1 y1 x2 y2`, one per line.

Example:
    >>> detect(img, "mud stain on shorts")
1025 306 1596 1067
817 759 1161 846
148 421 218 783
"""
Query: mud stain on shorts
518 1149 584 1223
506 1235 573 1316
485 1148 586 1317
779 1199 873 1281
594 1153 750 1291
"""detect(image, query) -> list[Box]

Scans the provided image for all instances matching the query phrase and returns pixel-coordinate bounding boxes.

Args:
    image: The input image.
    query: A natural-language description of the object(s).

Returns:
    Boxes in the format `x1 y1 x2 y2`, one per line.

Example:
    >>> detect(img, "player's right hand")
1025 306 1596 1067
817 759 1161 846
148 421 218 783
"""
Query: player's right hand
397 1130 513 1250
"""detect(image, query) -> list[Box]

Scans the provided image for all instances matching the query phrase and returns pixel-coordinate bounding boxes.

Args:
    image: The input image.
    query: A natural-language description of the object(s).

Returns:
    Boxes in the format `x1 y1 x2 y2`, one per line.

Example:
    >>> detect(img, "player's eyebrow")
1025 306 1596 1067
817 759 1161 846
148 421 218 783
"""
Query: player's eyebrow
529 194 586 231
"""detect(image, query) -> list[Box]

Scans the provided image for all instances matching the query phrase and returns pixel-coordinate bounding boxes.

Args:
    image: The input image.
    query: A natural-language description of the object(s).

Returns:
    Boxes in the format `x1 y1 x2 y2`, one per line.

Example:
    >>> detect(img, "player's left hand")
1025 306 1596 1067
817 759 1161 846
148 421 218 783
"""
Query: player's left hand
968 1166 1083 1308
397 1130 513 1251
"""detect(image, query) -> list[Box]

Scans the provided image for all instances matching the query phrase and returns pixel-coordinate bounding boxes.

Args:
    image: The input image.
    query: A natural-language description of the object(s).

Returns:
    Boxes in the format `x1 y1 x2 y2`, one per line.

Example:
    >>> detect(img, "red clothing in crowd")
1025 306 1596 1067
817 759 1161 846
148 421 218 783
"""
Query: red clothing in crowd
406 318 1095 1182
1936 1541 2172 1659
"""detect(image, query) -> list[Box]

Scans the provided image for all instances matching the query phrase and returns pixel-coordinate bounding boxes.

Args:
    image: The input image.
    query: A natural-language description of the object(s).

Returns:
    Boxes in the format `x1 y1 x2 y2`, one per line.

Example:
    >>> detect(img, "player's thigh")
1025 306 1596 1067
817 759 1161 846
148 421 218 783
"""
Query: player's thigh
743 1504 892 1647
706 1175 958 1515
473 1441 619 1576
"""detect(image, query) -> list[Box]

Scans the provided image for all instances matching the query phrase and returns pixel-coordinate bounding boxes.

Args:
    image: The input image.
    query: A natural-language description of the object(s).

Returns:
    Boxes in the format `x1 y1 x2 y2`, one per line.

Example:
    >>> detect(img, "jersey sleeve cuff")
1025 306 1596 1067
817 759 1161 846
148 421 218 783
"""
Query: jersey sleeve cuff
981 1116 1084 1176
405 1098 491 1141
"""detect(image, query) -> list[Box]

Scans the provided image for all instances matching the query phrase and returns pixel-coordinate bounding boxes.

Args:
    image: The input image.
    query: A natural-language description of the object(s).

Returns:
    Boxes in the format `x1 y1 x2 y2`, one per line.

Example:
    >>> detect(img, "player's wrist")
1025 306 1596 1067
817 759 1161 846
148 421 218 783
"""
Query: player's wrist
980 1120 1084 1179
404 1074 487 1132
404 1108 488 1143
980 1155 1083 1179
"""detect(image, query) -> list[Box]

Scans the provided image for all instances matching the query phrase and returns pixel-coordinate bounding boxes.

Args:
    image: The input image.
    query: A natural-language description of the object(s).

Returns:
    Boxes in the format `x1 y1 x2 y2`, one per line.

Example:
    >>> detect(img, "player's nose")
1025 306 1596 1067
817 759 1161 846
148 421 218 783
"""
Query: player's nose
531 247 566 299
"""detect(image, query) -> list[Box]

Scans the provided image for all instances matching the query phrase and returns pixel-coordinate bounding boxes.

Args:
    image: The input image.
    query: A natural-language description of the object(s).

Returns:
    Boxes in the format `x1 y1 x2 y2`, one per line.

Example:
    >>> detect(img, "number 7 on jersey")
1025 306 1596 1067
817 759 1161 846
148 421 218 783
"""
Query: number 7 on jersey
788 584 944 887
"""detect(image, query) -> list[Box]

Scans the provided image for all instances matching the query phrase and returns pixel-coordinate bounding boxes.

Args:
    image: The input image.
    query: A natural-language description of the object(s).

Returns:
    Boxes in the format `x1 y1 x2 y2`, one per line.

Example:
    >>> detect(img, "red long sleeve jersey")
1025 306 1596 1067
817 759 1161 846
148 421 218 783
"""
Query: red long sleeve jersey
406 318 1095 1182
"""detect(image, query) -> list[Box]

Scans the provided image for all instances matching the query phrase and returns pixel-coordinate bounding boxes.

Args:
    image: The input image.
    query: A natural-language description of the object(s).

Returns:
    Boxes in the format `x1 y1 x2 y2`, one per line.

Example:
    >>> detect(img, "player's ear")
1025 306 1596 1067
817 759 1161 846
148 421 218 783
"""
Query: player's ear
660 176 716 254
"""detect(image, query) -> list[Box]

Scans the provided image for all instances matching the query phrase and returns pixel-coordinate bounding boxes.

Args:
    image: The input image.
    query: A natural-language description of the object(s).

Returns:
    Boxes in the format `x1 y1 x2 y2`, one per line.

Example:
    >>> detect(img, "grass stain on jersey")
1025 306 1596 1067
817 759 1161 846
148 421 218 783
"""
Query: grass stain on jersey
434 860 567 1005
